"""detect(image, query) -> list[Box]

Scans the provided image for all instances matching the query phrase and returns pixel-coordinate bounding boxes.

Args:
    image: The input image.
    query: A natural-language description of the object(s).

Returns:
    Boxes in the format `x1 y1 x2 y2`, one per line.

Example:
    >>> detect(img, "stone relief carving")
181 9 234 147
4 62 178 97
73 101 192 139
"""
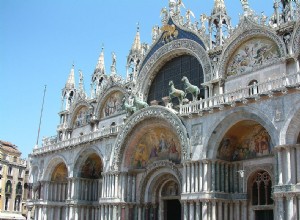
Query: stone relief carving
219 27 286 78
191 123 202 146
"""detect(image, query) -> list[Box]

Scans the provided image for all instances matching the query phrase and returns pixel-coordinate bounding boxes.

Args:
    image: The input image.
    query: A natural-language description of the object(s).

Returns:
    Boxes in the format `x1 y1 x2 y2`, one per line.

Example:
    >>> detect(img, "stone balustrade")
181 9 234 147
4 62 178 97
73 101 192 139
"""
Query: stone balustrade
180 72 300 116
33 125 122 155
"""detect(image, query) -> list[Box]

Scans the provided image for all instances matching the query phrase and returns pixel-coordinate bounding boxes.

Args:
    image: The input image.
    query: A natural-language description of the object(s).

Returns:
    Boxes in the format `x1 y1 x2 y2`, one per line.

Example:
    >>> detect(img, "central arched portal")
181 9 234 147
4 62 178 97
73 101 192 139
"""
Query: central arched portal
160 180 181 220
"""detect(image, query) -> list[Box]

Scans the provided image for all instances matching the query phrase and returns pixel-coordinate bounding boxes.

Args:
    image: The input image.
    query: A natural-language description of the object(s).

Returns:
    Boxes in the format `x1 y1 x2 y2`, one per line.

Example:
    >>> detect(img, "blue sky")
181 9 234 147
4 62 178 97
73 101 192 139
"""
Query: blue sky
0 0 274 158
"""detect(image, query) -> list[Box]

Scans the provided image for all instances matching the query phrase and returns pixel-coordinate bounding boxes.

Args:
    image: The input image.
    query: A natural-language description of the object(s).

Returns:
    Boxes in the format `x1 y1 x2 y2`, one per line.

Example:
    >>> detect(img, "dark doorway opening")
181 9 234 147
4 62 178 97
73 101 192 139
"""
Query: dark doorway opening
255 210 273 220
165 199 181 220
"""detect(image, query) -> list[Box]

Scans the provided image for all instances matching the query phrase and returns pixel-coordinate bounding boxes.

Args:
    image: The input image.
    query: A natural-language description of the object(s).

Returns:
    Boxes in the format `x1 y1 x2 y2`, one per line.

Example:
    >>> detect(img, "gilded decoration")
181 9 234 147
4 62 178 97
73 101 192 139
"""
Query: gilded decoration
125 127 181 169
51 163 68 182
80 153 102 179
101 91 124 118
74 107 90 128
217 121 272 161
227 37 280 76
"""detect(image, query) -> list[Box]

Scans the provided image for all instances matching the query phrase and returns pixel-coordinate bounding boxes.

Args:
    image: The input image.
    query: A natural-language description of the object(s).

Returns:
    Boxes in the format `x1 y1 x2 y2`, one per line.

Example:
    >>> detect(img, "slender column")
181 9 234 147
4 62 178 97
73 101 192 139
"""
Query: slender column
229 202 233 220
38 206 42 220
235 201 240 220
112 175 115 197
43 206 47 220
286 148 292 184
225 163 229 192
203 161 208 191
234 164 238 192
113 205 117 220
202 201 208 220
183 163 187 193
115 174 119 198
103 176 106 197
290 147 296 184
187 163 191 193
195 201 200 219
34 206 38 220
80 207 84 220
241 201 247 220
286 195 294 220
190 201 194 219
218 201 222 220
138 205 142 220
199 162 203 191
296 147 300 184
216 162 220 191
277 149 283 185
132 175 136 202
127 175 131 202
27 207 32 220
101 205 105 220
74 207 79 220
69 206 74 220
191 163 195 192
183 201 188 220
195 162 199 192
212 201 217 220
207 162 211 191
221 163 225 192
298 196 300 220
211 161 216 192
224 202 228 220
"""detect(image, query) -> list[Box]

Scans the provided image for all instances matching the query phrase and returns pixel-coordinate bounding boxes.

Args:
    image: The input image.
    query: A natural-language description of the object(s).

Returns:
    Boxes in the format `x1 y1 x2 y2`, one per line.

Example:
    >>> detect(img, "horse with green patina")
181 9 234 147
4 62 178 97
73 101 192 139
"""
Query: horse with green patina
182 76 200 101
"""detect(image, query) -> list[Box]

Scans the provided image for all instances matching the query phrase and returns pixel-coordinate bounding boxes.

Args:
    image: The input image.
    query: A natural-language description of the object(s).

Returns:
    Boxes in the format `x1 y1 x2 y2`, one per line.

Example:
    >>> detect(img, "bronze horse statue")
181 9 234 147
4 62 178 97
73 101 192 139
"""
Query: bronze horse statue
182 76 200 101
169 80 185 104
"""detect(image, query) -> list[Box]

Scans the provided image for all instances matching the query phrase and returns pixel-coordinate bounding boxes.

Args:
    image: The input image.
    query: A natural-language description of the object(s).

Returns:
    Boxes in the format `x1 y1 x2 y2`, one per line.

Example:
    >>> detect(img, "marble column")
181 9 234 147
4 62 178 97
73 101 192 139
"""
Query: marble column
202 201 208 220
203 162 208 192
277 149 283 185
286 148 292 184
199 162 203 191
211 201 217 220
187 163 191 193
195 201 200 219
235 201 240 220
296 147 300 184
183 164 187 193
286 195 294 220
290 147 296 184
191 163 195 192
183 201 188 220
218 201 222 220
225 163 229 192
195 162 199 192
224 202 228 220
189 201 194 220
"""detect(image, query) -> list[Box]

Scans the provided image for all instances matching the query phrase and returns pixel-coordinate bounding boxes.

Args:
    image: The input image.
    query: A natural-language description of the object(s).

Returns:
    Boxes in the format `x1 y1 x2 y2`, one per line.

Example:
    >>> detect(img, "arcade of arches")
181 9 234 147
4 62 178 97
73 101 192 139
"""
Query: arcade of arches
28 1 300 219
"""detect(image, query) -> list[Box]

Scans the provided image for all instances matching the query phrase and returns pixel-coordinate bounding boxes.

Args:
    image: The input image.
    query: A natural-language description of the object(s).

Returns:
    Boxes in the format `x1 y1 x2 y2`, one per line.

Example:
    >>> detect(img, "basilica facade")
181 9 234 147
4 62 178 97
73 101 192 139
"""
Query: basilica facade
27 0 300 219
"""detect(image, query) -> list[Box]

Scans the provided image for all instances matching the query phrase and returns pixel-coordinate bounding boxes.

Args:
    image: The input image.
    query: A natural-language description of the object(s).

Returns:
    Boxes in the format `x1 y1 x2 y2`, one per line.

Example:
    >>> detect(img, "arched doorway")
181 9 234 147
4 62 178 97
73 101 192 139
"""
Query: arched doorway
248 170 274 220
161 180 181 220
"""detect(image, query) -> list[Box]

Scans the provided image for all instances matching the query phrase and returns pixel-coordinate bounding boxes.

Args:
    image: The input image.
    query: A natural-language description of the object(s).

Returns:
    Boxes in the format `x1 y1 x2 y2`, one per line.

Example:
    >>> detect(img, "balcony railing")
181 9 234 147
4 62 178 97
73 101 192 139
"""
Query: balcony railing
179 72 300 116
33 125 122 155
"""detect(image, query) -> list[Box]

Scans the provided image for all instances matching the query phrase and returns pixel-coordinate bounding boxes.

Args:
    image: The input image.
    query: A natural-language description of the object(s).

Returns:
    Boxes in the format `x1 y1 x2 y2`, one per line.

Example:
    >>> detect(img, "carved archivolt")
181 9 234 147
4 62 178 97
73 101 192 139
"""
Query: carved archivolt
111 106 189 170
138 160 182 203
292 22 300 56
136 39 212 98
42 155 68 181
219 23 286 78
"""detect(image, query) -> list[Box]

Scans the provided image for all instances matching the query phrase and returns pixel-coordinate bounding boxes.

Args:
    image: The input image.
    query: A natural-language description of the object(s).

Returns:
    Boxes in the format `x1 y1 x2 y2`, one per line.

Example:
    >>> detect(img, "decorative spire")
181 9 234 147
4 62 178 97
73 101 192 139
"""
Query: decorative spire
208 0 231 48
94 46 105 75
78 70 85 96
212 0 227 15
65 64 75 89
131 24 142 52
